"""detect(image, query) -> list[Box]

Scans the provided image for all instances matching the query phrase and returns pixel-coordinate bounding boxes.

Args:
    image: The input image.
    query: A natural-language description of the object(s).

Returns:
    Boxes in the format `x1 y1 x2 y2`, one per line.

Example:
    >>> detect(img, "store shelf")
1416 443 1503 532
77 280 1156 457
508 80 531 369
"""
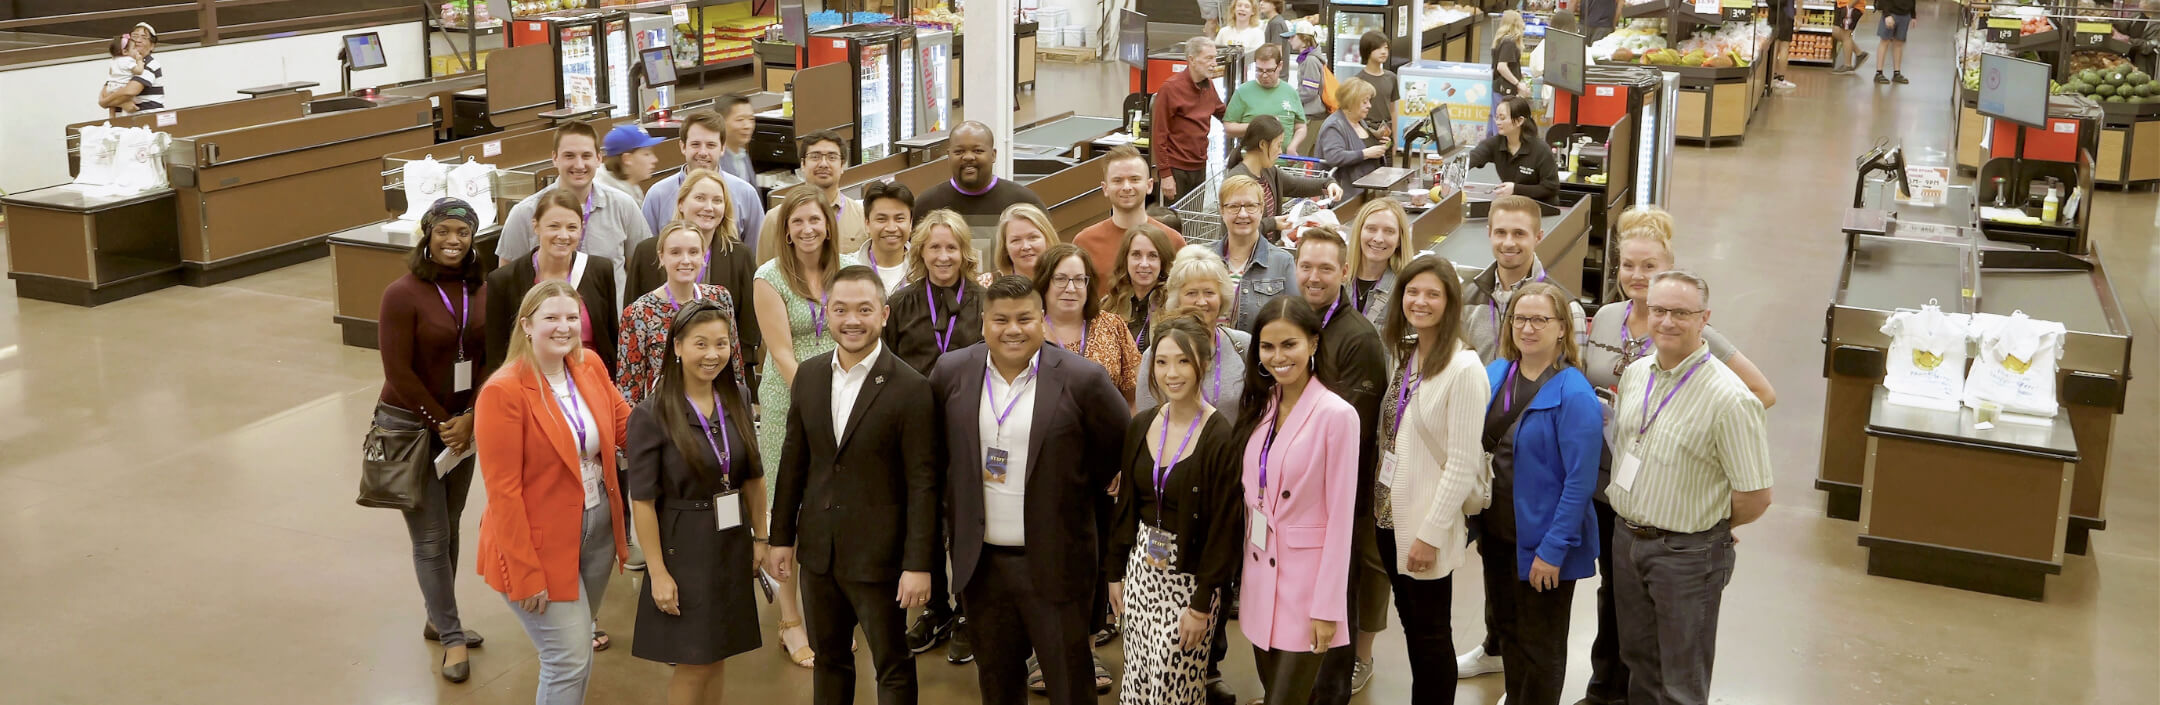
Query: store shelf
1791 58 1835 65
1798 26 1833 34
430 20 505 35
682 56 753 74
605 0 755 13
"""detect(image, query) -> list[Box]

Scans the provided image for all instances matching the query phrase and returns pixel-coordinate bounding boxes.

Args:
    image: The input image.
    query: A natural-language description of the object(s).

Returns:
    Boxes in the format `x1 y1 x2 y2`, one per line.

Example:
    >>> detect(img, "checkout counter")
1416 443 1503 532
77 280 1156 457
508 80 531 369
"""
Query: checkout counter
1818 173 2132 600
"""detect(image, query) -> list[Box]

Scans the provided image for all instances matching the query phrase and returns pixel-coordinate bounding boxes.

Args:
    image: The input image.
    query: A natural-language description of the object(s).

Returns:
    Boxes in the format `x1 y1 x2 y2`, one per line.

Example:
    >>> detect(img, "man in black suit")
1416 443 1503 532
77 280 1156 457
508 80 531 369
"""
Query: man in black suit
929 275 1130 705
769 265 939 705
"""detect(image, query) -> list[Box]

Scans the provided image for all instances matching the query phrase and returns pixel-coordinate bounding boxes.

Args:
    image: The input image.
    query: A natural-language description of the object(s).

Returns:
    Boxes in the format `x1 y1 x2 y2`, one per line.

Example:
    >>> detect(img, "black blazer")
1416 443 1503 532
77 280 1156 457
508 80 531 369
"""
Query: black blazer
1317 304 1390 517
1104 408 1244 614
483 254 621 378
770 348 940 582
930 343 1131 604
623 236 762 364
883 278 986 376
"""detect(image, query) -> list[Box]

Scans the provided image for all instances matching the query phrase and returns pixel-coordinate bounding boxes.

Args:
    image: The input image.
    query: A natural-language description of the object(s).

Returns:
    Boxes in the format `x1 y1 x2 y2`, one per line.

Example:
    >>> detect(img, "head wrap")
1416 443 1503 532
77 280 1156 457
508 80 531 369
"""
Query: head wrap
421 197 479 234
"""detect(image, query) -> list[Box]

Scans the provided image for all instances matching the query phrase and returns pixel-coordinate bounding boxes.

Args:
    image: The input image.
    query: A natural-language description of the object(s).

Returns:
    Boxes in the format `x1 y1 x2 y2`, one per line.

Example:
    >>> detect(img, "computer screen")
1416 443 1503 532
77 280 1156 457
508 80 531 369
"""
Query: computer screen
1119 9 1147 71
642 47 677 87
344 32 387 71
1543 29 1586 95
1977 53 2049 129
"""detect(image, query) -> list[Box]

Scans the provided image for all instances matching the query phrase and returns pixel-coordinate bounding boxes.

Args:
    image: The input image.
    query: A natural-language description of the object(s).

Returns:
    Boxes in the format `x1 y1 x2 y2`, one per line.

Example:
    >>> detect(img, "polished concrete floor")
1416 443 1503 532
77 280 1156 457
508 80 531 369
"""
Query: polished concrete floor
2 4 2155 704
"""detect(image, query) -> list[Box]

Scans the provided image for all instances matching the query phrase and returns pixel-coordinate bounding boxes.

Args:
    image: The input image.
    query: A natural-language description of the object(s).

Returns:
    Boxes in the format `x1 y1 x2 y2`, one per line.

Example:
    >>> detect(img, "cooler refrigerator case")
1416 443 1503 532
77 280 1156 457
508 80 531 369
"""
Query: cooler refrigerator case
806 25 916 164
1326 0 1414 78
601 12 634 118
511 12 625 115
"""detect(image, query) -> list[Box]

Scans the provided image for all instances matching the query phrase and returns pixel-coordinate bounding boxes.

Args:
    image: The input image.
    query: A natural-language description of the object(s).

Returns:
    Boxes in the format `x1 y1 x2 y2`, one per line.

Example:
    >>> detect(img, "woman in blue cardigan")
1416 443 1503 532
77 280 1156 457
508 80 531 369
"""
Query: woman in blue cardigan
1478 281 1602 705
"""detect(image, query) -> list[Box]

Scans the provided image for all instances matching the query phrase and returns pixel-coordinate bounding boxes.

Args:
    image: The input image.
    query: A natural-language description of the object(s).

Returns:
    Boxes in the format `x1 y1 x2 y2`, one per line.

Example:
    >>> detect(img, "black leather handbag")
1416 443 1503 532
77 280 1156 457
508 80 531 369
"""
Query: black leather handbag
358 403 433 511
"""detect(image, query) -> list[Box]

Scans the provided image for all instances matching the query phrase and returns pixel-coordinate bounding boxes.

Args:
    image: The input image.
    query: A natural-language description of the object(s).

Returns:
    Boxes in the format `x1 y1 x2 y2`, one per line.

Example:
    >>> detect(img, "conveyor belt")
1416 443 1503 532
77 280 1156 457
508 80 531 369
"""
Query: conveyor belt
1979 271 2111 334
1842 237 1969 312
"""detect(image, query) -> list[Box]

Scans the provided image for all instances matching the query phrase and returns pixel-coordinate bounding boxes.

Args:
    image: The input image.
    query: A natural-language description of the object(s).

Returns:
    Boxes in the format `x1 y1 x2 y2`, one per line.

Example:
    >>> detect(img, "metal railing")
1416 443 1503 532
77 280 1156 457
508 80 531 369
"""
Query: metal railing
0 1 423 68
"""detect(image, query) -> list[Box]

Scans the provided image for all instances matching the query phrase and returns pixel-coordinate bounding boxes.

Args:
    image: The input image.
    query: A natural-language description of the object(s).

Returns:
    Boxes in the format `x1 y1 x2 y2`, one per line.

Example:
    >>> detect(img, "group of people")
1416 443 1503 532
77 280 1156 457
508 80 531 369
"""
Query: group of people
375 88 1778 705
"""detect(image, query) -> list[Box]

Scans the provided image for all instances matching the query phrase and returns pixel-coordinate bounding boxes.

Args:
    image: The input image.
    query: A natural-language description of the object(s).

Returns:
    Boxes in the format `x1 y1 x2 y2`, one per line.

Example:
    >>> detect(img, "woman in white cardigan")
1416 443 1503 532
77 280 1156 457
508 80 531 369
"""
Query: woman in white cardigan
1373 254 1490 705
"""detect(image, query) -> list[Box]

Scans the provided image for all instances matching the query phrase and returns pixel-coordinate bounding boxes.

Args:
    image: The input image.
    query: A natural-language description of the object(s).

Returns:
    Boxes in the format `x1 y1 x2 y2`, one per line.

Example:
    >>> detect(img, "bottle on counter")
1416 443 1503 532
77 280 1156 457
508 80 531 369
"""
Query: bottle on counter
782 81 794 118
2042 183 2060 224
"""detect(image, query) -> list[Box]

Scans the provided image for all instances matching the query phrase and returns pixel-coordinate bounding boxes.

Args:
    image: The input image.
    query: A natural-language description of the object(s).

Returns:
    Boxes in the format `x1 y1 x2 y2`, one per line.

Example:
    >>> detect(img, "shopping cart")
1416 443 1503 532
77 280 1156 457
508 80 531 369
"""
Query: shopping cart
1168 155 1336 248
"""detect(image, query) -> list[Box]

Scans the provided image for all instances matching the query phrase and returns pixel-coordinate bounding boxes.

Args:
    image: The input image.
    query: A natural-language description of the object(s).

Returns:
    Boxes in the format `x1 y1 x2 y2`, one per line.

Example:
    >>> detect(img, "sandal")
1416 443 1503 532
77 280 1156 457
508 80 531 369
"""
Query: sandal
591 630 610 652
777 619 815 668
1093 654 1113 693
1027 654 1049 694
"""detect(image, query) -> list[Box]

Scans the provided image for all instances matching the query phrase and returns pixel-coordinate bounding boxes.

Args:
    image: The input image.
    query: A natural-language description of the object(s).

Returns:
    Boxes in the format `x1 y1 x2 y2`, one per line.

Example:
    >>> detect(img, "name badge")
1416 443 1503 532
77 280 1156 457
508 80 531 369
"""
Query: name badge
1377 450 1399 488
1249 511 1269 550
453 360 474 392
1142 524 1176 571
715 490 743 531
984 447 1010 484
1612 448 1643 493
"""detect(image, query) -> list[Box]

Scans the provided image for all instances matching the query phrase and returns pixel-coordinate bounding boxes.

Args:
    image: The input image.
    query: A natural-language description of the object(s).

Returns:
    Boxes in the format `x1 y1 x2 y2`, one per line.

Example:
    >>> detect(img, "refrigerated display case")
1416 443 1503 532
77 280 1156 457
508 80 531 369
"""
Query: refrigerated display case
805 25 917 164
511 11 630 115
1326 0 1413 78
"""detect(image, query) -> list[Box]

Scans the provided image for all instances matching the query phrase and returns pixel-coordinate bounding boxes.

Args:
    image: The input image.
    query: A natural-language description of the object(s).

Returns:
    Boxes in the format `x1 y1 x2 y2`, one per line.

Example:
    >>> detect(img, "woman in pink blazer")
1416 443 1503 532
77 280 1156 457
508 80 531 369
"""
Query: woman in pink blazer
1233 296 1362 705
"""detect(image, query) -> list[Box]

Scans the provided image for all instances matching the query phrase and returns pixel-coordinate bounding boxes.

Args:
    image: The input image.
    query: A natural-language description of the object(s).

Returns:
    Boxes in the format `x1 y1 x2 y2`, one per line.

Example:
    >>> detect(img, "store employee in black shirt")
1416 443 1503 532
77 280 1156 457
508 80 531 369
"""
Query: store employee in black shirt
1465 96 1561 203
913 121 1048 242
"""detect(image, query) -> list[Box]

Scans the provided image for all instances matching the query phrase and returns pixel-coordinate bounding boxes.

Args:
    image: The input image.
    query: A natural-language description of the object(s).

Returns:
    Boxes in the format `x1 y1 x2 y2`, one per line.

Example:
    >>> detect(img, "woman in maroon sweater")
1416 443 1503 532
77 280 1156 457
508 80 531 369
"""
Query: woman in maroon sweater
377 197 491 683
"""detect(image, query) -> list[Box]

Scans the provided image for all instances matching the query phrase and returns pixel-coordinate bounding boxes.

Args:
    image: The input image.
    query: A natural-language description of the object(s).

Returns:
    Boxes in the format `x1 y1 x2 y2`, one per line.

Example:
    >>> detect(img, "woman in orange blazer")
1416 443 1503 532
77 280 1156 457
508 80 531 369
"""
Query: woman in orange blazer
476 280 633 705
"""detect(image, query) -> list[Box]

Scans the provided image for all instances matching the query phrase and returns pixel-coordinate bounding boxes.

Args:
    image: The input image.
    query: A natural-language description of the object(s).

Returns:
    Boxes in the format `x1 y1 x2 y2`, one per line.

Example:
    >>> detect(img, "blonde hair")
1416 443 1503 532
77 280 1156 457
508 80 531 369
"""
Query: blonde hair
1227 0 1259 28
1163 244 1237 323
652 221 706 276
1615 205 1676 259
774 187 843 298
991 203 1061 276
1335 76 1376 116
906 209 983 285
1495 11 1526 46
1218 173 1264 206
673 169 740 256
1346 198 1415 281
1498 281 1582 367
495 280 588 382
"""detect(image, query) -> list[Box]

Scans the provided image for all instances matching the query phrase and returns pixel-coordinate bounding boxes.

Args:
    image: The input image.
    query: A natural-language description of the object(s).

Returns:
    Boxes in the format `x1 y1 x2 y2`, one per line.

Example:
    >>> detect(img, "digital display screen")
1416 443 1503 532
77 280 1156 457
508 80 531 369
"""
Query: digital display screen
344 32 387 71
642 47 677 87
1543 29 1585 95
1977 53 2049 129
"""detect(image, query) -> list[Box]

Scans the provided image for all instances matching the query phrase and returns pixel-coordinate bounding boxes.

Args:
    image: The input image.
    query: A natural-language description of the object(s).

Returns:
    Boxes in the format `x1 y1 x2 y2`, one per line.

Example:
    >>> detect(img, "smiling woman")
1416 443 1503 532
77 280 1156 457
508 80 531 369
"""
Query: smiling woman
1034 243 1143 405
615 224 744 407
484 189 623 378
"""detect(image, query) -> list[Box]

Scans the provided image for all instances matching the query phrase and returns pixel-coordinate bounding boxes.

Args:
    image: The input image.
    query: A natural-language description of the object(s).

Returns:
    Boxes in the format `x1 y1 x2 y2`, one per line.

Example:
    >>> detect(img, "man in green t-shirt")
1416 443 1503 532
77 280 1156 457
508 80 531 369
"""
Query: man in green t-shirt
1224 43 1308 155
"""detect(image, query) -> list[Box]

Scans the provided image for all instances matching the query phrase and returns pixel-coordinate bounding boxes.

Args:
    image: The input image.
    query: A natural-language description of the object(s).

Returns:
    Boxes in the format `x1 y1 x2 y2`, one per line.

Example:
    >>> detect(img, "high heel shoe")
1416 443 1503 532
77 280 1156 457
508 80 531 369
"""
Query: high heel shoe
776 619 814 668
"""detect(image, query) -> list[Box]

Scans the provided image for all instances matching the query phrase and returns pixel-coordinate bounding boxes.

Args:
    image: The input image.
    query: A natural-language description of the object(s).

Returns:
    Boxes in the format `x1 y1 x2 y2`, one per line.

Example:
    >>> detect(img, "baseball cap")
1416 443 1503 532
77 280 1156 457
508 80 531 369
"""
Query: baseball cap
1283 20 1318 38
603 124 667 157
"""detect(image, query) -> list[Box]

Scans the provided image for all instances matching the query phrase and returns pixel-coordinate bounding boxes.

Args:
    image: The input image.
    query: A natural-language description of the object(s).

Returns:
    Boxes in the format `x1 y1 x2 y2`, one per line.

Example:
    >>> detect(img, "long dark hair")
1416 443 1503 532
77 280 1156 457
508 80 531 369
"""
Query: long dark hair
1146 312 1217 405
1238 114 1284 158
1499 96 1537 137
650 300 759 487
1233 296 1325 441
1382 255 1466 381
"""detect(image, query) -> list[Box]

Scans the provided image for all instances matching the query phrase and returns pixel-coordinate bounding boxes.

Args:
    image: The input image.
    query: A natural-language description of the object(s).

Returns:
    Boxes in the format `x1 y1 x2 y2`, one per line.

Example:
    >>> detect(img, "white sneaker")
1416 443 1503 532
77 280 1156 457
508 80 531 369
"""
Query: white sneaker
1774 78 1799 91
1456 645 1503 678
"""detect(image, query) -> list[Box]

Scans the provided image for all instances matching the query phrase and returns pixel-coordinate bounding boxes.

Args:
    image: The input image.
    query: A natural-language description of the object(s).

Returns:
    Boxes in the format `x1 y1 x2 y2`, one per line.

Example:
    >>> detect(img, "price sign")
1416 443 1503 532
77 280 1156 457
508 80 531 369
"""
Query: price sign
671 4 691 25
1720 0 1752 23
1900 166 1949 206
2073 22 2110 49
483 141 502 157
1693 0 1718 14
1596 86 1615 96
1985 18 2020 44
155 111 177 127
2052 121 2075 134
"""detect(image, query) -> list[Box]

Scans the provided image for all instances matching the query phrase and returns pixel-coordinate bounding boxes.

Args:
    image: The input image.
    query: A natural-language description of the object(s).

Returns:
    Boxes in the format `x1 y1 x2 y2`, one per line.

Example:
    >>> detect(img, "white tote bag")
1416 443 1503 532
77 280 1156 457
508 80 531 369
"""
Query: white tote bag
400 156 450 222
446 161 497 228
112 128 172 193
75 124 121 187
1879 301 1970 407
1963 311 2066 418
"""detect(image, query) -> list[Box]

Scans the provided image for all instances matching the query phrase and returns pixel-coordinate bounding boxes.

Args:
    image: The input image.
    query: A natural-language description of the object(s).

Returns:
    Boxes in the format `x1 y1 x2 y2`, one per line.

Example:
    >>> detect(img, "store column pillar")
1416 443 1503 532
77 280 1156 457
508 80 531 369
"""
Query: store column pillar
965 0 1017 176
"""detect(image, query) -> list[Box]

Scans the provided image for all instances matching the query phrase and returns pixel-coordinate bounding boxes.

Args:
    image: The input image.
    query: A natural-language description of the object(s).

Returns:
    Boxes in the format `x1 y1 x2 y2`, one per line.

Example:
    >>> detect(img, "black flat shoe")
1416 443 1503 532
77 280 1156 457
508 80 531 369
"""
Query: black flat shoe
424 624 483 648
441 653 470 683
1205 678 1239 705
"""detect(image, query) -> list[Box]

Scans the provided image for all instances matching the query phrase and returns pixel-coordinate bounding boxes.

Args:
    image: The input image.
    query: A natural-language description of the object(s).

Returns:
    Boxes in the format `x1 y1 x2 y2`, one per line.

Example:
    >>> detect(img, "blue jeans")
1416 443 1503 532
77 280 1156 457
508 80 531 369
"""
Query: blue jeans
502 501 615 705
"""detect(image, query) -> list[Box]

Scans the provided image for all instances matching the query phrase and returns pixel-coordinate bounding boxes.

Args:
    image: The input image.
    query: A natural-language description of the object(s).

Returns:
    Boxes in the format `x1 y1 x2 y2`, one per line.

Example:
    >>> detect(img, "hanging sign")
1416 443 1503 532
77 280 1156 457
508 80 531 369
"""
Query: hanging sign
671 4 691 25
1720 0 1752 23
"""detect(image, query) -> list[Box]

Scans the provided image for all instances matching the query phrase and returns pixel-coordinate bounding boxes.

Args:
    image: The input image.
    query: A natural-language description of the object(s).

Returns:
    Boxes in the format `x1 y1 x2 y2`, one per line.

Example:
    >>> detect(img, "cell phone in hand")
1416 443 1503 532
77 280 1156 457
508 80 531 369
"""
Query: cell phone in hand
757 568 777 602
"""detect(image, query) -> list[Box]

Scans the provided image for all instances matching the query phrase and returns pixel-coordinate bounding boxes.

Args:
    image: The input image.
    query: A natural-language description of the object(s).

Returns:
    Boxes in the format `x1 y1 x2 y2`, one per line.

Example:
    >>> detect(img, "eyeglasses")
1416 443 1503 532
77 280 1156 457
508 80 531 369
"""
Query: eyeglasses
1510 315 1556 330
1223 202 1262 214
804 152 844 164
1254 66 1280 75
1052 275 1092 290
1647 305 1705 320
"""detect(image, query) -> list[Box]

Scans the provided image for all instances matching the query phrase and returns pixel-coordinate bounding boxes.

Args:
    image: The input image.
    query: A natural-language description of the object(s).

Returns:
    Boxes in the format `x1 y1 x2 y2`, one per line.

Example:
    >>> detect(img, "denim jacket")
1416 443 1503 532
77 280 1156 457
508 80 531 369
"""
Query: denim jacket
1222 235 1296 333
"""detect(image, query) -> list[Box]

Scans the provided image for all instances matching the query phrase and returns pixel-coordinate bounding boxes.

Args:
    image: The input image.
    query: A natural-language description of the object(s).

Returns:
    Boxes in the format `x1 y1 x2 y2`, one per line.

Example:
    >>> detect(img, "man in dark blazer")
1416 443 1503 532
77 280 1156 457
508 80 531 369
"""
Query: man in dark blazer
928 275 1130 705
769 266 939 705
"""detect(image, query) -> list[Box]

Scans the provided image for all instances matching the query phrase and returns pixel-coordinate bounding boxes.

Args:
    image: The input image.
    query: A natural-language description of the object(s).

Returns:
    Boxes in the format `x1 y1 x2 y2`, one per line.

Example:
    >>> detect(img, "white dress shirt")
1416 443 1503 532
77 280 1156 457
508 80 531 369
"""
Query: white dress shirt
978 351 1041 546
830 342 883 444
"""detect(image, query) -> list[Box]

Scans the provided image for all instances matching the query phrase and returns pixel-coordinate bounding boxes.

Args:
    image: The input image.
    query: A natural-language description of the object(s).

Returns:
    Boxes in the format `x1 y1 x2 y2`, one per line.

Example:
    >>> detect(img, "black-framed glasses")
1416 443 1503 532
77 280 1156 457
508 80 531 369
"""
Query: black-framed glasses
1647 305 1704 320
1510 315 1556 330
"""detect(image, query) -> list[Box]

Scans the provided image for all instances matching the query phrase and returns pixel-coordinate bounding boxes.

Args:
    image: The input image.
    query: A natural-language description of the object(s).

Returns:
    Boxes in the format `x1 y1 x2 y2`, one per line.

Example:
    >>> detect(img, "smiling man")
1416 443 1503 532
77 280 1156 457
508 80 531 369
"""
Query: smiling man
1459 195 1588 365
641 111 766 255
758 132 869 264
1068 145 1185 298
495 120 652 303
913 121 1048 242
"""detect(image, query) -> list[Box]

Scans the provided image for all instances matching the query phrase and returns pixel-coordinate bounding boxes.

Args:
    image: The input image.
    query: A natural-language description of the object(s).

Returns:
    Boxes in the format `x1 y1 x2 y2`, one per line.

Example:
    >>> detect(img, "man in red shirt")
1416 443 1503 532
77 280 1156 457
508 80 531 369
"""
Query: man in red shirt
1153 37 1224 206
1070 145 1185 297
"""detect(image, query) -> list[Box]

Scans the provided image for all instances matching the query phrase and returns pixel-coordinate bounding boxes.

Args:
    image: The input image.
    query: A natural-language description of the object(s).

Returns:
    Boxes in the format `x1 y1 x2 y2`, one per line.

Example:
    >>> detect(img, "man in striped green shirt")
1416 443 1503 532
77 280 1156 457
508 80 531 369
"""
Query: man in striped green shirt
1603 270 1773 705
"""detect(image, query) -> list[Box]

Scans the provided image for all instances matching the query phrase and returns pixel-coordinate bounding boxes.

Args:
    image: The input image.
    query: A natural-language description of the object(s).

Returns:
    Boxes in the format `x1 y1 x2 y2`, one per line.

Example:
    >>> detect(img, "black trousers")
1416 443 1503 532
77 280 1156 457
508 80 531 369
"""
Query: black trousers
963 546 1094 705
1375 528 1457 705
1169 167 1209 207
1476 531 1577 705
1252 645 1328 705
799 567 917 705
1311 517 1386 705
1583 497 1629 704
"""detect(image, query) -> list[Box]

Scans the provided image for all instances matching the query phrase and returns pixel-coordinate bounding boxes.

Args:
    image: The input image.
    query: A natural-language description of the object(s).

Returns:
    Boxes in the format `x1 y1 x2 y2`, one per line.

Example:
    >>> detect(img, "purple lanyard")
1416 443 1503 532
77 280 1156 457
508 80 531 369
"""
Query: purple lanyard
688 389 733 488
1153 411 1205 524
550 371 589 452
983 359 1040 434
1207 329 1226 405
580 189 595 226
436 283 469 361
1620 301 1652 359
1637 358 1710 437
950 177 999 197
926 283 963 353
1391 353 1422 437
1257 408 1282 510
666 283 700 309
1053 320 1090 355
811 293 828 338
533 252 574 282
1487 270 1550 332
1495 361 1522 412
1320 294 1343 327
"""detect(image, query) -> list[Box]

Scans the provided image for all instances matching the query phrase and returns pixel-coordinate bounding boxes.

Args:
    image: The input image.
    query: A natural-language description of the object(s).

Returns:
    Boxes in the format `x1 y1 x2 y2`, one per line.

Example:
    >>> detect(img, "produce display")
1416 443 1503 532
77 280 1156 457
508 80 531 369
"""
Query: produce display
1797 8 1834 29
1590 19 1669 60
2064 67 2157 104
439 1 498 27
1675 21 1767 59
510 0 585 17
912 6 964 31
1790 33 1834 63
1421 4 1478 30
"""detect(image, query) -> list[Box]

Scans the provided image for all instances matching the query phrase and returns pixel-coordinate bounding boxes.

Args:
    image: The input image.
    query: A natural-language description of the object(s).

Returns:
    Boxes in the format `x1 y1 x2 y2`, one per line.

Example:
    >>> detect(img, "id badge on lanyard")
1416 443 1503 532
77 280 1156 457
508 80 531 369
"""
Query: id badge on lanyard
1142 524 1175 571
715 490 743 531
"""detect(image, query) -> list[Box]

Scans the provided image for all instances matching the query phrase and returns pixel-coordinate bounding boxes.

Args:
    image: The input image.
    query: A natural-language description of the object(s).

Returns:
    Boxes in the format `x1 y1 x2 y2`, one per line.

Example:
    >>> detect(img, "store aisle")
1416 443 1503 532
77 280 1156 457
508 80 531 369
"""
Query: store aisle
0 4 2152 703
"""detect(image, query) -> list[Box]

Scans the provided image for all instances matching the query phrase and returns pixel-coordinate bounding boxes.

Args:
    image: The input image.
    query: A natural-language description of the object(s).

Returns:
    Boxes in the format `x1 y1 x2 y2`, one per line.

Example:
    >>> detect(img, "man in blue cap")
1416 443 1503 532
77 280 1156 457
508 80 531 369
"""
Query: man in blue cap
598 123 667 204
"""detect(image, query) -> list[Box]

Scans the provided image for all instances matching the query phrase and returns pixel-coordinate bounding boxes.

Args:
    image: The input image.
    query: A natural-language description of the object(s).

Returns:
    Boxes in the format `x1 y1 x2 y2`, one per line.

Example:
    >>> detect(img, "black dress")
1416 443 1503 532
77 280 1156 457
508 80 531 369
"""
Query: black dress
628 397 763 665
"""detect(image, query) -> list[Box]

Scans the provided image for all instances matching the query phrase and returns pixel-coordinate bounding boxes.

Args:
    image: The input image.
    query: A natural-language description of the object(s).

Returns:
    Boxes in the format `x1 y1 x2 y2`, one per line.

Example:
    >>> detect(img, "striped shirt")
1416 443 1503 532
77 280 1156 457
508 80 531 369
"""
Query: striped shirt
131 55 166 110
1605 341 1773 533
1460 257 1589 365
